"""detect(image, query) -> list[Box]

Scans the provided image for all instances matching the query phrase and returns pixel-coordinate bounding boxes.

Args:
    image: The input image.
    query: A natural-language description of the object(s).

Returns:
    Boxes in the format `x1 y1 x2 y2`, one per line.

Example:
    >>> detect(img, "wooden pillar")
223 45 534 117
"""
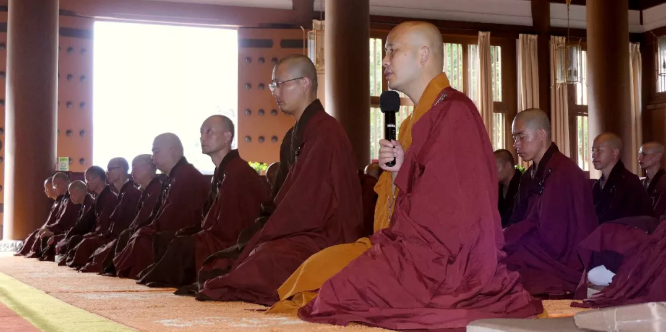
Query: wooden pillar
586 0 632 171
531 0 550 115
325 0 370 168
2 0 59 245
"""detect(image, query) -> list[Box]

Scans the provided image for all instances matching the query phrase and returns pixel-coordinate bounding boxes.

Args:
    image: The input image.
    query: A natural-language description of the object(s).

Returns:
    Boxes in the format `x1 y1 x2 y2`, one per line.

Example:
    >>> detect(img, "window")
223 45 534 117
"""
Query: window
569 50 590 171
368 34 509 159
93 22 238 174
657 37 666 93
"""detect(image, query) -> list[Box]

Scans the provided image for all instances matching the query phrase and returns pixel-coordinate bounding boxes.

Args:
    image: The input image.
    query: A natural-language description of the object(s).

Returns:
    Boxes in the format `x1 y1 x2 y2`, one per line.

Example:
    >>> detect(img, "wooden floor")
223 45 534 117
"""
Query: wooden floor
0 253 587 331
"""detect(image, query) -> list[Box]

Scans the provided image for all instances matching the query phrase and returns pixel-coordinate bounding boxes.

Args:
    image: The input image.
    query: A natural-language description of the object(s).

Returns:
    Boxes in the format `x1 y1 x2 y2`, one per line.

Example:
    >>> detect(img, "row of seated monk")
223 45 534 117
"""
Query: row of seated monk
13 20 666 331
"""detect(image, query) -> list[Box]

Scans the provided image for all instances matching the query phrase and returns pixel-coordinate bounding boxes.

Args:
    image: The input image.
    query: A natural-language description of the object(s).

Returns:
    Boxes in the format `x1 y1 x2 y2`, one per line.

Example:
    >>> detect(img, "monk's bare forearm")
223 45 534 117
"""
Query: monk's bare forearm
391 171 398 194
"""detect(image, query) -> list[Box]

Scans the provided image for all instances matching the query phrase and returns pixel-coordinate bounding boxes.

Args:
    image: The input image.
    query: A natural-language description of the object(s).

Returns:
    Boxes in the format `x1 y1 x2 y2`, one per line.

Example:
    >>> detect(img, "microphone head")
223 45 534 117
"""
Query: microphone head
379 90 401 113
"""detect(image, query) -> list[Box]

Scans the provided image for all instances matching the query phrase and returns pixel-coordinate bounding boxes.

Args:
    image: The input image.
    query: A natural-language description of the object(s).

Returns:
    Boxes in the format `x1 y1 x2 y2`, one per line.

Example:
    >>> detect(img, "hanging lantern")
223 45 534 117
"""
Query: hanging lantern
555 0 582 85
555 42 583 85
307 20 325 72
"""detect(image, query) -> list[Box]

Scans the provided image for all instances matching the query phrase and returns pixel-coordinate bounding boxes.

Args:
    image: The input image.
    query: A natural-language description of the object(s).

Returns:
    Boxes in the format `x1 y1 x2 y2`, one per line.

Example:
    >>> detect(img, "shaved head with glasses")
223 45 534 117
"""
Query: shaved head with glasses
270 54 318 120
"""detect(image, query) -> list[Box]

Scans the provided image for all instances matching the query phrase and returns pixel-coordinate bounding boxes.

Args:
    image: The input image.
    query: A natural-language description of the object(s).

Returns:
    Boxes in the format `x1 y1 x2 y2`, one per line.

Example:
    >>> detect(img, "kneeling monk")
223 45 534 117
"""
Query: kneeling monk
136 115 267 287
68 158 142 269
55 166 118 265
294 21 543 331
39 180 94 261
197 54 364 306
88 155 164 274
113 133 210 279
18 173 69 257
503 109 598 297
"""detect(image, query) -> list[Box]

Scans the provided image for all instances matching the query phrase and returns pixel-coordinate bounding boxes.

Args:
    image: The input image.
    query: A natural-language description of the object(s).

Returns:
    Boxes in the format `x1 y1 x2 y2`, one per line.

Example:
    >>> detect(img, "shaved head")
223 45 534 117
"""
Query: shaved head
44 176 57 199
364 163 382 180
514 108 552 139
639 141 664 171
68 180 88 204
69 180 87 192
201 115 235 158
641 141 664 154
592 132 622 172
383 21 443 97
108 157 130 173
275 54 318 91
271 55 319 117
512 109 552 163
152 133 184 174
53 172 69 183
131 154 157 189
594 133 623 151
494 149 515 166
52 172 70 196
132 154 154 168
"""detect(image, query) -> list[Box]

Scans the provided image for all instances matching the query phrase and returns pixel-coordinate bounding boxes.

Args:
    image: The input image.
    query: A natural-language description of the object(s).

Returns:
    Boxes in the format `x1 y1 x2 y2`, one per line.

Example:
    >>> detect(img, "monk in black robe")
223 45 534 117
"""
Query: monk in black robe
55 166 117 265
639 142 666 217
136 116 267 288
17 174 68 257
494 149 521 228
113 133 210 279
89 155 165 274
39 181 94 261
591 133 652 223
70 158 143 271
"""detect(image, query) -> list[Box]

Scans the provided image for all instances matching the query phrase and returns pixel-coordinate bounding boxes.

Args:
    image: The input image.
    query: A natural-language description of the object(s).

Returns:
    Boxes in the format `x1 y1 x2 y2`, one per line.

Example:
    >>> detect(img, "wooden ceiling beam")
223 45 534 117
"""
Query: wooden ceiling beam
58 0 315 28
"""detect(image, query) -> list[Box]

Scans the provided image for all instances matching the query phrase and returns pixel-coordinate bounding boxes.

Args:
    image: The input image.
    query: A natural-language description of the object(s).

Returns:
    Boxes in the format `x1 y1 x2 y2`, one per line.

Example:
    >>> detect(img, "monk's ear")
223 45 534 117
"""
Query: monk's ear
420 46 430 65
223 131 232 144
301 77 312 92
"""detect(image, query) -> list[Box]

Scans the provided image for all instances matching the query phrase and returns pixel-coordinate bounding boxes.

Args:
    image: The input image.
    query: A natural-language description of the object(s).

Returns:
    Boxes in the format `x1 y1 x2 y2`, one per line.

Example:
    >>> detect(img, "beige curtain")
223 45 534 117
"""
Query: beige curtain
518 34 539 111
550 36 571 157
517 34 539 168
628 43 642 175
477 31 494 141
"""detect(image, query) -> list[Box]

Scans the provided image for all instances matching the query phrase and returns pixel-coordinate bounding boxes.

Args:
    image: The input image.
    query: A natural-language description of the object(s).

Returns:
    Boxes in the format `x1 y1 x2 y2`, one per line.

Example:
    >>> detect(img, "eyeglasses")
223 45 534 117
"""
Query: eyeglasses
269 77 303 91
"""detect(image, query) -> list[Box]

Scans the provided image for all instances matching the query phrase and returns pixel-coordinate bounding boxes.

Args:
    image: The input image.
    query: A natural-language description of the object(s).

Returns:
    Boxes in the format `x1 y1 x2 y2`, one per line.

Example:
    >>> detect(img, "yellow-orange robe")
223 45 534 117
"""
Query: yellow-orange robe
266 74 451 314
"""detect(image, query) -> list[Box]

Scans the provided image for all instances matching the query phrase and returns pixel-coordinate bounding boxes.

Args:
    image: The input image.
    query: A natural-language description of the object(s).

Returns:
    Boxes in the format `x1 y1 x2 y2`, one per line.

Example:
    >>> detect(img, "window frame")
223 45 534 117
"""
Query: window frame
368 31 517 152
567 43 590 175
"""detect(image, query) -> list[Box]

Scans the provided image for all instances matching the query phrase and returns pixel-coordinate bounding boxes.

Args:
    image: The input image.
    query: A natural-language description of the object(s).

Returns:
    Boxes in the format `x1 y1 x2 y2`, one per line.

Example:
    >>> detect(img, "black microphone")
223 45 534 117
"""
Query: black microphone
379 90 401 167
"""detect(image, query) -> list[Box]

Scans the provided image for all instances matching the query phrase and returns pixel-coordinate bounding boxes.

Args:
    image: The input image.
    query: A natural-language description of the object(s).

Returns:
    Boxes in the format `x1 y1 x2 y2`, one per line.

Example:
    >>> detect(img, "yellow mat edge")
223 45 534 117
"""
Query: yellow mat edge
0 271 136 332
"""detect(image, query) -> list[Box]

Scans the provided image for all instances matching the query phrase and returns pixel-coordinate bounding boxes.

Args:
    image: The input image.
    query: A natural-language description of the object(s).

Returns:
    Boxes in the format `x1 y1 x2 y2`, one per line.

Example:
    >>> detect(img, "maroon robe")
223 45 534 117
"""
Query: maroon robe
573 215 666 308
198 99 364 306
189 125 294 290
299 88 542 331
113 157 209 279
55 186 117 265
25 194 83 258
592 160 652 223
72 180 142 271
573 216 659 299
503 143 598 297
643 169 666 217
16 194 66 256
136 150 267 287
39 194 93 261
90 175 165 275
499 169 522 228
359 174 378 237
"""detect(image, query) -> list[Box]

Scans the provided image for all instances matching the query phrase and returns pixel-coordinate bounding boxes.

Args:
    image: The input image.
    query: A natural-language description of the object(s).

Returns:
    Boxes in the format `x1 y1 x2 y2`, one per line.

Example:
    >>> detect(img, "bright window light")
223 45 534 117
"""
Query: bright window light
93 21 238 175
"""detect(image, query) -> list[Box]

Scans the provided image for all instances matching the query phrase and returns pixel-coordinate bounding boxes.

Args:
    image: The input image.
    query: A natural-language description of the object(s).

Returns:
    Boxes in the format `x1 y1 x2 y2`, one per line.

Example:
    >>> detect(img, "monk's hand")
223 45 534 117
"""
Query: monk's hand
378 139 404 173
